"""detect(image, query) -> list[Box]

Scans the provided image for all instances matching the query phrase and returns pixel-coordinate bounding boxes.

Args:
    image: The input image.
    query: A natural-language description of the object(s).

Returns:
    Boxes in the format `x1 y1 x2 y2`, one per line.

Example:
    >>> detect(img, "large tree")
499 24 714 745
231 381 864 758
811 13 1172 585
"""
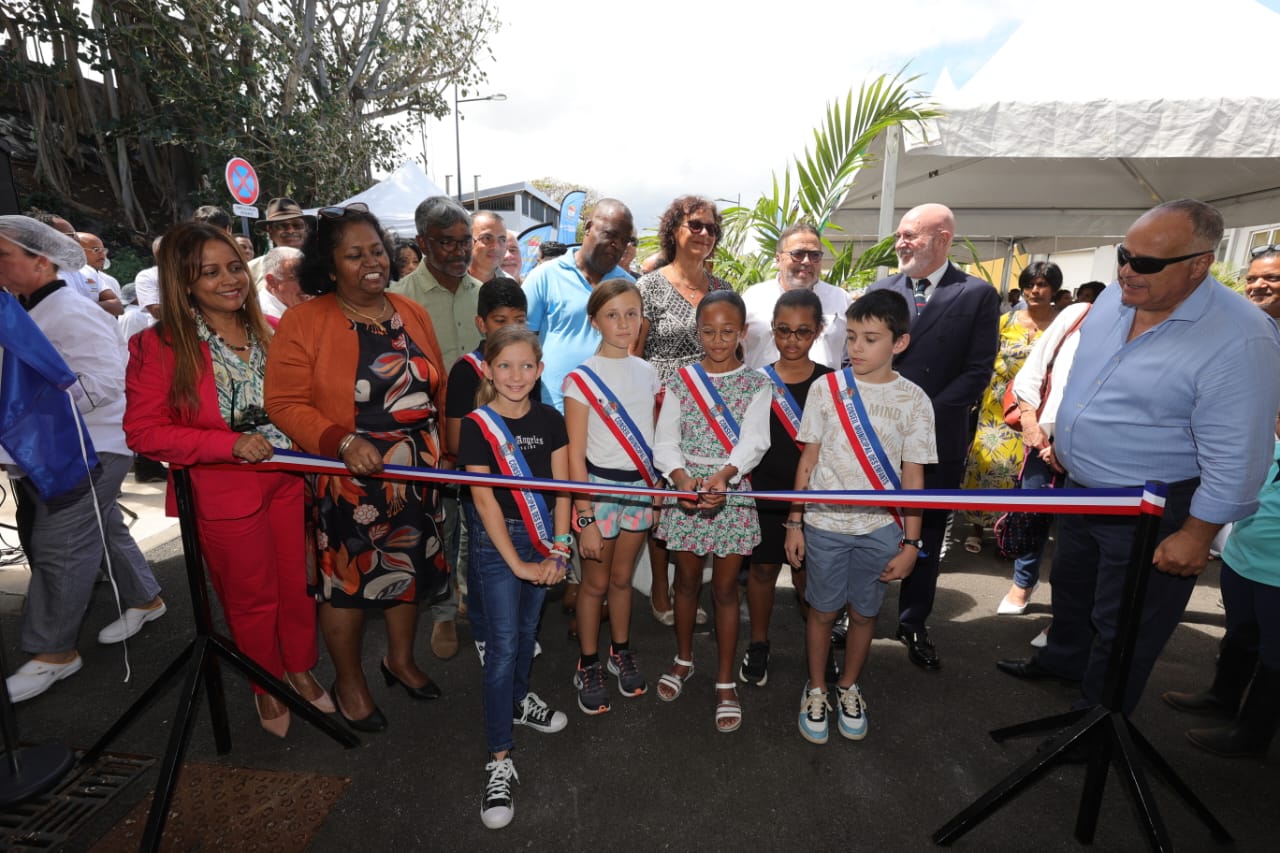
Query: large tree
0 0 498 233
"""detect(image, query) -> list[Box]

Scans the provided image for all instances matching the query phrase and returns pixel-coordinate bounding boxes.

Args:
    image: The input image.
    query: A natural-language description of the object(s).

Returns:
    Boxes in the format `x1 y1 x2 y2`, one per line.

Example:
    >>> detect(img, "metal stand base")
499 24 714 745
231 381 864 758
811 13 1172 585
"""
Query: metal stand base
0 744 74 808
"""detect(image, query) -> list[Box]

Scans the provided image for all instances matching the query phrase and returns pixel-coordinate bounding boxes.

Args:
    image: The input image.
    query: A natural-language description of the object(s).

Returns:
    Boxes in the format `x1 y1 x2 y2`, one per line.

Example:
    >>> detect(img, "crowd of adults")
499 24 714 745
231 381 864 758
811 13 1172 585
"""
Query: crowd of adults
1 189 1278 779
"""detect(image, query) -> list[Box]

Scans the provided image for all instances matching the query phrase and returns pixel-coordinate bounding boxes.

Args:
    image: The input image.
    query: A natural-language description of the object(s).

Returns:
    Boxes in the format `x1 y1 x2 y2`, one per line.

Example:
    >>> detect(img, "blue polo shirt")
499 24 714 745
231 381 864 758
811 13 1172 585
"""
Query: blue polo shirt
1055 276 1280 524
521 249 633 411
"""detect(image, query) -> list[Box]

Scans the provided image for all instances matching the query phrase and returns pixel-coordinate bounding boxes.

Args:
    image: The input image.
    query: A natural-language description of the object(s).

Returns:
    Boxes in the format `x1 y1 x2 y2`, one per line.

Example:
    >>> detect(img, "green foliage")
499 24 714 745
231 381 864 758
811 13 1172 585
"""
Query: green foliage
717 71 940 289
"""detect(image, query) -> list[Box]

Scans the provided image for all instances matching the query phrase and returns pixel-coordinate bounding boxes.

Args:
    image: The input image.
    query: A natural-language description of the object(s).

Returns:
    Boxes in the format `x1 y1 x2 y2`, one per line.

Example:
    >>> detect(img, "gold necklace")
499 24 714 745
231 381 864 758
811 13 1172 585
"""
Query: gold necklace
339 295 389 325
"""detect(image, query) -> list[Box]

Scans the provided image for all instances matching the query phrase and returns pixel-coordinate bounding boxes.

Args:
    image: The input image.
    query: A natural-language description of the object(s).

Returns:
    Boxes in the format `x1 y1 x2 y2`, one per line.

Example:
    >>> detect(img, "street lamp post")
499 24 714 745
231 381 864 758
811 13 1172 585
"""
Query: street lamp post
454 84 507 204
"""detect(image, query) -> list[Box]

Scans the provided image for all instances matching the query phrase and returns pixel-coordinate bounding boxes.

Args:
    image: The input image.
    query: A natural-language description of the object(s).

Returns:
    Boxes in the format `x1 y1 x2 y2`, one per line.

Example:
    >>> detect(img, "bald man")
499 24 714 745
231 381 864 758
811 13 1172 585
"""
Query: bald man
869 203 1001 670
75 231 124 316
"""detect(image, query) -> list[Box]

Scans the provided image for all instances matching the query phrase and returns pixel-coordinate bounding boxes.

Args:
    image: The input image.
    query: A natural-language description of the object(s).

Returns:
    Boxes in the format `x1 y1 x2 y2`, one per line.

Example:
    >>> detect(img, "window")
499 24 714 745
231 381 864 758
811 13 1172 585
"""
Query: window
480 195 515 212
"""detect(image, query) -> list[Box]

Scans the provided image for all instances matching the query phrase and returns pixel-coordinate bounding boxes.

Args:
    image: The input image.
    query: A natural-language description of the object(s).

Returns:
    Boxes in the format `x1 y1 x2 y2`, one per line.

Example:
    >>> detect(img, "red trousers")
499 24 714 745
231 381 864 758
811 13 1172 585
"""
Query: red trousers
198 472 317 694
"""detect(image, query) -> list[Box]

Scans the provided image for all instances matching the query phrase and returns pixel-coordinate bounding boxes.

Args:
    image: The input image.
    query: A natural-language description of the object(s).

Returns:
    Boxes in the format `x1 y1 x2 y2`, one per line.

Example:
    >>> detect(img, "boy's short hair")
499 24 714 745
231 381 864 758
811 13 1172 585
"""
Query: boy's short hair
477 277 527 317
847 289 910 339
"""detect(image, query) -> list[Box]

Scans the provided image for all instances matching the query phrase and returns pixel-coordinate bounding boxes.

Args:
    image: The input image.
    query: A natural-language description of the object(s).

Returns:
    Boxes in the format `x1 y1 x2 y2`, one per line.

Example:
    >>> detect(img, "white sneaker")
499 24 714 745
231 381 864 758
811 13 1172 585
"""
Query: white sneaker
480 756 518 829
475 640 486 666
6 657 83 702
97 602 167 644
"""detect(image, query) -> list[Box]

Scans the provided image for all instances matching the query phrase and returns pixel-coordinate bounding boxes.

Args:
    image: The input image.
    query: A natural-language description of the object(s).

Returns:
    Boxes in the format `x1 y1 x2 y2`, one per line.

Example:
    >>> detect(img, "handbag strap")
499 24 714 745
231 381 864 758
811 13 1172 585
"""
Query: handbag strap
1044 304 1091 374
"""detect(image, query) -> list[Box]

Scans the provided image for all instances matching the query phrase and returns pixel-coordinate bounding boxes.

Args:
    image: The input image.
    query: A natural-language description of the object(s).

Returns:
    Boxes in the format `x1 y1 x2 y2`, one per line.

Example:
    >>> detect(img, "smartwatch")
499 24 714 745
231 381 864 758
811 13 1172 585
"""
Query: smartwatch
900 538 925 550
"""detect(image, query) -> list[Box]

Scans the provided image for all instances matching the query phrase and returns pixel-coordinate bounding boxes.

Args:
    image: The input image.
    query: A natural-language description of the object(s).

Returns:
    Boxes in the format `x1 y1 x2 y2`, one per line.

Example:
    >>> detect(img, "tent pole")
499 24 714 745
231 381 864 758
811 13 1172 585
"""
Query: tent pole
876 125 901 279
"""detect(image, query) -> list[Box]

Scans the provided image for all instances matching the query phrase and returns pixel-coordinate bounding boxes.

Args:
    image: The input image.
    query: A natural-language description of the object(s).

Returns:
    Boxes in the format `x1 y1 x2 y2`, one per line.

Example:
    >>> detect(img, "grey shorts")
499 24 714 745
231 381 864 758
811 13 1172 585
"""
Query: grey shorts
802 522 900 617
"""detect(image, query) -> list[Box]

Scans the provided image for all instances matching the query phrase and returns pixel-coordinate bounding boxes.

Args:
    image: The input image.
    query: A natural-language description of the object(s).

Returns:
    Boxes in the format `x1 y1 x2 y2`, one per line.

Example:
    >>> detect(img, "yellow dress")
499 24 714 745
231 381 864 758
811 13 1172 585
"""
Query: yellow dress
961 312 1043 527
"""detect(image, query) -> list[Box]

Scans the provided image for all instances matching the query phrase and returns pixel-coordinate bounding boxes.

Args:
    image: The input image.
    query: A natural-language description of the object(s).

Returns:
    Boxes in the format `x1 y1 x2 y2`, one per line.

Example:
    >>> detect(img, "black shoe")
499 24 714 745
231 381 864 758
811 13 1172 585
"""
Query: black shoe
995 657 1078 685
1162 688 1237 718
332 681 388 732
381 660 443 700
738 640 770 686
896 626 941 670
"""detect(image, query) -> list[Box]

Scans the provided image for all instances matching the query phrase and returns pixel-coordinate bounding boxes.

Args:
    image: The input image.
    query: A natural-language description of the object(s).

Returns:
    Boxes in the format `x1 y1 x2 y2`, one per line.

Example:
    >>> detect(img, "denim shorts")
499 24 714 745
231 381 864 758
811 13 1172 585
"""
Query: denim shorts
802 522 900 617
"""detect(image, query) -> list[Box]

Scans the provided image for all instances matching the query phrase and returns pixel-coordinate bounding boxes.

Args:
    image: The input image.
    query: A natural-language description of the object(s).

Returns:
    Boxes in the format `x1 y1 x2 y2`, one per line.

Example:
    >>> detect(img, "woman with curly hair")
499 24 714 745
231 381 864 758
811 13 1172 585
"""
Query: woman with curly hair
265 203 449 733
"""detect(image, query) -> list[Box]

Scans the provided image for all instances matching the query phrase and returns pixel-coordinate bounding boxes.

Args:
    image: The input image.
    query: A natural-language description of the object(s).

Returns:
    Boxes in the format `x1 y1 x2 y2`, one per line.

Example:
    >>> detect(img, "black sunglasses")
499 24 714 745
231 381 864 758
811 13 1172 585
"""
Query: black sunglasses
1116 245 1211 275
318 202 370 220
684 219 721 237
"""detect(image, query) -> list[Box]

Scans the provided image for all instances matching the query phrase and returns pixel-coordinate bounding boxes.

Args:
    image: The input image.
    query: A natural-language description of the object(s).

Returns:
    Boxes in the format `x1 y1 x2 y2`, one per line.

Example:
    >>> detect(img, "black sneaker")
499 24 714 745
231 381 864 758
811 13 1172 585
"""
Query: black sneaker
513 691 568 732
607 647 648 697
739 640 770 686
480 756 518 829
573 662 611 715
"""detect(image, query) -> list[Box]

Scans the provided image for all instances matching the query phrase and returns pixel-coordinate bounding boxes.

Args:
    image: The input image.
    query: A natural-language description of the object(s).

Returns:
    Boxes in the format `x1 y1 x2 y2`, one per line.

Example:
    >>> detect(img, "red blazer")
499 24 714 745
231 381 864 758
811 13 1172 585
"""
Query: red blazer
124 327 272 521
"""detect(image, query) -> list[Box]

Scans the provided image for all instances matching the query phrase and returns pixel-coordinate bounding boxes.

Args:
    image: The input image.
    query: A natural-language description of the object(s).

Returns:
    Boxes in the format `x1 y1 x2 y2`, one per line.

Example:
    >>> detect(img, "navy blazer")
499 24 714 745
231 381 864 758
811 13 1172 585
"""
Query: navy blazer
869 262 1001 463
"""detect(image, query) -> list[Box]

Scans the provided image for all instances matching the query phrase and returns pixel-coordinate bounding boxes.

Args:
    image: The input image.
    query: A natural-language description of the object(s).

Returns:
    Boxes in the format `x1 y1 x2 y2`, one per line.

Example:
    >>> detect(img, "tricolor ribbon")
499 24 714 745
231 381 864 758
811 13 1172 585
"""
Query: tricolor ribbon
828 369 902 527
563 364 659 487
761 364 803 450
466 407 553 557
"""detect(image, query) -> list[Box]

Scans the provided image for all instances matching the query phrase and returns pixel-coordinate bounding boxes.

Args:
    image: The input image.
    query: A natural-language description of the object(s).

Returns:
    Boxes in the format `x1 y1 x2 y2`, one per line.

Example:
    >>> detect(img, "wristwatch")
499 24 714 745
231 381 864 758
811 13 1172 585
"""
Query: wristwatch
900 538 925 550
573 514 596 533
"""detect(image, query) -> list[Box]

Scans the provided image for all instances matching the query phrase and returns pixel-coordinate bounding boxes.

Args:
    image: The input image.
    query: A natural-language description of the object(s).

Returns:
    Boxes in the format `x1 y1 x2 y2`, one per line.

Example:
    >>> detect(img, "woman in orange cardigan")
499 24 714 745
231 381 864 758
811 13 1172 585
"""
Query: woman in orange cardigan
124 222 329 738
266 204 450 733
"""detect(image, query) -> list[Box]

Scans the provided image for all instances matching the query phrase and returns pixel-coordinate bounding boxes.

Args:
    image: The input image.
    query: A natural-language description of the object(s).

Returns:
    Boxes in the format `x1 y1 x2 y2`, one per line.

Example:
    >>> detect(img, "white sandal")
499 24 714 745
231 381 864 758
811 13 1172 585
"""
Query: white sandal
657 657 694 702
715 682 742 733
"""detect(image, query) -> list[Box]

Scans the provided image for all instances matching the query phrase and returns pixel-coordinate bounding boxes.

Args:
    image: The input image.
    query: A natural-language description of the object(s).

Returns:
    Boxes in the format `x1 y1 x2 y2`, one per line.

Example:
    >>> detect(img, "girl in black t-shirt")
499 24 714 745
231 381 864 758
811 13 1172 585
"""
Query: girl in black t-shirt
457 325 571 830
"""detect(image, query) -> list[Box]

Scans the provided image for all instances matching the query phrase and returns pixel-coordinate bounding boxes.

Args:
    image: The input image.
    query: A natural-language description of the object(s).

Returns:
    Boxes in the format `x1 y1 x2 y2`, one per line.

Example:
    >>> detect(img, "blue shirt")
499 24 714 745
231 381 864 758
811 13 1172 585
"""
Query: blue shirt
1056 276 1280 524
1222 440 1280 588
521 249 633 411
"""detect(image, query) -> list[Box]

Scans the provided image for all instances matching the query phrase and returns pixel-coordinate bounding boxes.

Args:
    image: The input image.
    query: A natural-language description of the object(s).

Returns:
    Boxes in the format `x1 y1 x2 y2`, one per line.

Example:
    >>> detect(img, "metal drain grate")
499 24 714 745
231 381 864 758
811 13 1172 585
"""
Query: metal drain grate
0 750 155 851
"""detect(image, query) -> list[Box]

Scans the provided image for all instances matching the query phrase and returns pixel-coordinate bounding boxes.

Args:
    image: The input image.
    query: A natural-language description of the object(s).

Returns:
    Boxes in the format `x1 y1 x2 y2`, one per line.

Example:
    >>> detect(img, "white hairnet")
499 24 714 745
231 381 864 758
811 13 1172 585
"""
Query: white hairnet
0 215 88 272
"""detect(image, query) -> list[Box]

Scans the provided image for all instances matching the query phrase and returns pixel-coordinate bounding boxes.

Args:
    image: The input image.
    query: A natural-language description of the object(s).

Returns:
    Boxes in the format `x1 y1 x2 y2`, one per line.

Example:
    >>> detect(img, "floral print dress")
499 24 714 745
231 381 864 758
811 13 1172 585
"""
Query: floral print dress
309 312 449 606
961 311 1044 527
638 270 732 386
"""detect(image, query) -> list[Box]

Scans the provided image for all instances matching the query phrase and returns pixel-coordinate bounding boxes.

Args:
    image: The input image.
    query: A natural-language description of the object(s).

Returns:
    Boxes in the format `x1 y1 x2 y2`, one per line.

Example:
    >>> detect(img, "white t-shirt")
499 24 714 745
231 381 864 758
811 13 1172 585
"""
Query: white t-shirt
742 278 853 370
561 354 659 473
796 372 937 535
133 266 160 309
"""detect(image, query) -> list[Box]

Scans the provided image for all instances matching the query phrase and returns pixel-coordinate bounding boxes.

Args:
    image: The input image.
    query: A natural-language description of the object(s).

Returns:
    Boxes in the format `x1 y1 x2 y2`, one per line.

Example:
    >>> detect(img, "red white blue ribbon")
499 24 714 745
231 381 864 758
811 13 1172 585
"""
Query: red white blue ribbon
563 364 659 487
679 364 740 454
762 364 803 450
466 406 553 556
208 449 1161 517
459 349 484 378
828 369 902 527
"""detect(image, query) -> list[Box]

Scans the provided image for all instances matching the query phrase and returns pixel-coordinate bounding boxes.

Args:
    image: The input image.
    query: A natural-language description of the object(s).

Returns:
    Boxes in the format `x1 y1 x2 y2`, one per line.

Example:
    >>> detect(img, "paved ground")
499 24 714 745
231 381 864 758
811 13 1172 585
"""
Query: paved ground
1 499 1274 852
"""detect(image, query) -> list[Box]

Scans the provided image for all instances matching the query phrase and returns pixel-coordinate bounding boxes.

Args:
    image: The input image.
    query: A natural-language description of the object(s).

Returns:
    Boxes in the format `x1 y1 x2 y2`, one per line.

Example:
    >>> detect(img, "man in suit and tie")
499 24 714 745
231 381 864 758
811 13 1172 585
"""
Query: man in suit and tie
870 203 1000 670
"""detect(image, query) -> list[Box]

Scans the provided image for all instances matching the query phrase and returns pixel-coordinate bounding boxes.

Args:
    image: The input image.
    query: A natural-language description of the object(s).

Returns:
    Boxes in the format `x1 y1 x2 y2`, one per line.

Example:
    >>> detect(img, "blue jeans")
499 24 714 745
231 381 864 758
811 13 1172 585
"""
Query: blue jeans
469 515 547 754
1012 452 1054 589
462 502 485 646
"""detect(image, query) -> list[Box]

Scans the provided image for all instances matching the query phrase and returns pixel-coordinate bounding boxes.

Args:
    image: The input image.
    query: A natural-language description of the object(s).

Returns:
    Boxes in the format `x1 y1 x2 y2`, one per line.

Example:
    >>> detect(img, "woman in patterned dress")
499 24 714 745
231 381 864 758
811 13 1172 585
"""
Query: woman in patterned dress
635 196 732 623
959 262 1061 553
266 204 449 733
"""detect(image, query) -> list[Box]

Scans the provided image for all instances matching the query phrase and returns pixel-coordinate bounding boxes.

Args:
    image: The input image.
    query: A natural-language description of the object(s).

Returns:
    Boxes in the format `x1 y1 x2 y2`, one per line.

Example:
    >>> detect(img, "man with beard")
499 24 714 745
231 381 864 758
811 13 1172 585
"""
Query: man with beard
522 199 635 411
868 203 1000 671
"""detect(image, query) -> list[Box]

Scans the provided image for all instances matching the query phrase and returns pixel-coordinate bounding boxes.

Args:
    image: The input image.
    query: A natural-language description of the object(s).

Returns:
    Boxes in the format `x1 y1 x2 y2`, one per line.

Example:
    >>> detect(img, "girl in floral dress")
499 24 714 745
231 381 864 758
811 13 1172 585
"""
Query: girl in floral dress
652 291 771 733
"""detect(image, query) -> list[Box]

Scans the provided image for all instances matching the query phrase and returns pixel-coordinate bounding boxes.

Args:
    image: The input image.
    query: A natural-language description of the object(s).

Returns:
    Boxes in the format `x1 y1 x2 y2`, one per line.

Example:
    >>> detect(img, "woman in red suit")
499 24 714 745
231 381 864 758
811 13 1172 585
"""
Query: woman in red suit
124 221 330 738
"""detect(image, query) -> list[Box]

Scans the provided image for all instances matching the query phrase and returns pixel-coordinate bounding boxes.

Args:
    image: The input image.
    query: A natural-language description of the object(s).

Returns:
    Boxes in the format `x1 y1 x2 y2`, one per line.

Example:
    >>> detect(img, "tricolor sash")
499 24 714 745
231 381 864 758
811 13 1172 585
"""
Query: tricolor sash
762 364 802 450
460 349 484 378
678 364 740 454
827 369 902 528
563 365 659 487
466 406 553 556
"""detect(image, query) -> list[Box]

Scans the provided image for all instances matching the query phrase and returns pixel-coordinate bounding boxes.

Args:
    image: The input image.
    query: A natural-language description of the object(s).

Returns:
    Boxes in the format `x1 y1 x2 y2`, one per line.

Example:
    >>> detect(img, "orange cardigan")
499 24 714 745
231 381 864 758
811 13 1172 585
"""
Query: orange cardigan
264 292 447 456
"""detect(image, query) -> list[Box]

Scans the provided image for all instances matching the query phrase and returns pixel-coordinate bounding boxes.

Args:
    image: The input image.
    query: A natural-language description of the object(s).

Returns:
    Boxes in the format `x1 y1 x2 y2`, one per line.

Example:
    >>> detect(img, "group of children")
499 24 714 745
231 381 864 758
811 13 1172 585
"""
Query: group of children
450 278 935 829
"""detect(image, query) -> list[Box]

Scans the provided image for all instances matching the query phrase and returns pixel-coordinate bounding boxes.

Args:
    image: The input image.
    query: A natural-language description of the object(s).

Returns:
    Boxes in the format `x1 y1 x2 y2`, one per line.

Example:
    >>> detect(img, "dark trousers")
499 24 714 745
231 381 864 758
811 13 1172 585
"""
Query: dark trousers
1036 478 1198 715
1221 562 1280 671
898 458 965 631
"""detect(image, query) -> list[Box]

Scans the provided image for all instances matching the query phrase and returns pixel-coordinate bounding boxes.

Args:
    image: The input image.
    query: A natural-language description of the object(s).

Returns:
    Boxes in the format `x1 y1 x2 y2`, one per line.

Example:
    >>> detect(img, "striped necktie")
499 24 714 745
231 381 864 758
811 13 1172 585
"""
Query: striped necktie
913 279 929 315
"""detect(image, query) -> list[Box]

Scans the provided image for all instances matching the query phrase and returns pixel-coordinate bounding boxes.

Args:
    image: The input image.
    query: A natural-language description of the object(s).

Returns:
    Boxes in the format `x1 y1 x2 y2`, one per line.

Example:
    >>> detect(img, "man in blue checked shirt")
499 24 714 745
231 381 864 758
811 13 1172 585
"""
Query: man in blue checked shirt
997 199 1280 715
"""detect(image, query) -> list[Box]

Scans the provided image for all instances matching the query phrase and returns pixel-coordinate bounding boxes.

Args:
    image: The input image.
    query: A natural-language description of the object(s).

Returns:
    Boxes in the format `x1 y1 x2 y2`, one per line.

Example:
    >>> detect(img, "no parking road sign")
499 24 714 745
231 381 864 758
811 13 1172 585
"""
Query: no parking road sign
225 157 260 206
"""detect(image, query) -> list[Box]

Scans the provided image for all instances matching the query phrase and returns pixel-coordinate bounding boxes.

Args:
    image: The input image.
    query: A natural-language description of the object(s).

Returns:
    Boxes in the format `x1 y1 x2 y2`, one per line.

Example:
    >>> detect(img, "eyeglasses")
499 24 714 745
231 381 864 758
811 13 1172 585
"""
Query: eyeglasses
698 327 739 341
782 250 822 263
772 324 817 341
684 220 721 237
1250 244 1279 258
317 202 369 220
1116 245 1212 275
426 235 474 252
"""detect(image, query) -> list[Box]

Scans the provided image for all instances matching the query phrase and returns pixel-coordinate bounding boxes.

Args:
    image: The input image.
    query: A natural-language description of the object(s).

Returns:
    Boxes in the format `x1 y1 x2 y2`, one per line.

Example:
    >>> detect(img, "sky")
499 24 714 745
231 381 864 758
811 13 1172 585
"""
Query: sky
410 0 1280 234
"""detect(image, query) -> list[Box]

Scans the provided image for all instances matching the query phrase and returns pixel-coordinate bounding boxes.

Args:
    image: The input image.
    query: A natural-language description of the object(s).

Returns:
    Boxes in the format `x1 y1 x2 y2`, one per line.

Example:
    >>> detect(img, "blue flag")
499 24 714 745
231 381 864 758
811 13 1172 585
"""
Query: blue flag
518 223 555 279
557 190 587 245
0 291 98 500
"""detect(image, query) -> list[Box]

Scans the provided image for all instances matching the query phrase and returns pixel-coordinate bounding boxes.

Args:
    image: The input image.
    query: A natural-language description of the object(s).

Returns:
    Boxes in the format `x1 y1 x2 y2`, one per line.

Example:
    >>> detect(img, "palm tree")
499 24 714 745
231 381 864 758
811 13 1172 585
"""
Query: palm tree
716 71 941 289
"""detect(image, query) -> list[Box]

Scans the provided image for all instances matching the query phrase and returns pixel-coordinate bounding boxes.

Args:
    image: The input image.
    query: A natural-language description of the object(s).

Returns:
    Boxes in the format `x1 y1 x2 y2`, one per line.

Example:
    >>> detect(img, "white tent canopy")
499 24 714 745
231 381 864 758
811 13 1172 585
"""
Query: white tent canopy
315 160 446 237
832 0 1280 259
